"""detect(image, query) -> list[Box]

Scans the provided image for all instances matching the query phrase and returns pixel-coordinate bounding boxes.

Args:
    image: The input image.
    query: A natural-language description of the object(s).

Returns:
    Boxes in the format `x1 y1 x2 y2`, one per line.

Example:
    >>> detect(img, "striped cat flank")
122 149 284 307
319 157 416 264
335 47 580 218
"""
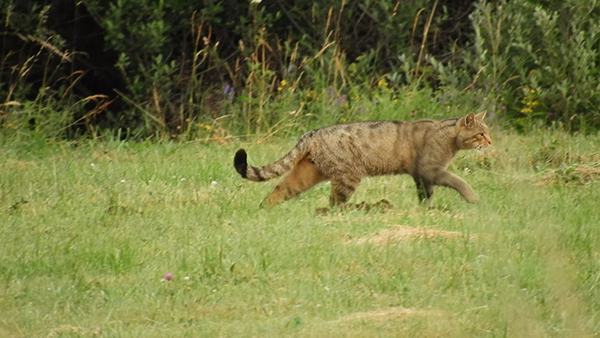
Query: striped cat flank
234 112 491 208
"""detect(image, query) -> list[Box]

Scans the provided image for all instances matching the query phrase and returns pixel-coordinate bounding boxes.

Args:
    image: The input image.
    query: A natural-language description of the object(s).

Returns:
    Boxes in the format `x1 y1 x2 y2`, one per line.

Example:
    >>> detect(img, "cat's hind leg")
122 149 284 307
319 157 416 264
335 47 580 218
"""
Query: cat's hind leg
260 158 325 207
329 176 361 207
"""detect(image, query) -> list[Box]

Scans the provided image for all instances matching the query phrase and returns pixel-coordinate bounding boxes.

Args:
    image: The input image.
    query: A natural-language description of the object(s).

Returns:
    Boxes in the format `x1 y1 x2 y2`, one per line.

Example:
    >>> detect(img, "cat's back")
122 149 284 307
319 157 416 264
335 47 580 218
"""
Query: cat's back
309 119 435 146
301 120 434 175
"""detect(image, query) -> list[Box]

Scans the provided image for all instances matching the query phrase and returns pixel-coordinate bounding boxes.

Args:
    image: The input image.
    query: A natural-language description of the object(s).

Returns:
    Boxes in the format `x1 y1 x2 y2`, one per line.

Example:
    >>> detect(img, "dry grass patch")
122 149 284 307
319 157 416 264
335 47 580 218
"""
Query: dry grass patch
350 226 476 245
329 306 446 324
538 163 600 186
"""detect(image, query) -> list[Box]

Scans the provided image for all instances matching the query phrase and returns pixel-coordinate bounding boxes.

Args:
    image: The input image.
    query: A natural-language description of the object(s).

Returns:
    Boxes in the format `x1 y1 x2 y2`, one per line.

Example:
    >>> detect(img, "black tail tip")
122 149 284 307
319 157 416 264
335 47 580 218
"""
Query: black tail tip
234 149 248 178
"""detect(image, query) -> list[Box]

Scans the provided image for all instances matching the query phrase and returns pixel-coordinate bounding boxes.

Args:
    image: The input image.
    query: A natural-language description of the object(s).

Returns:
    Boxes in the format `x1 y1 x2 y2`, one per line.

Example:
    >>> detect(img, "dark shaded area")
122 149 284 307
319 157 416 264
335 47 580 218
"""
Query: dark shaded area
0 0 127 134
45 0 127 131
1 0 478 136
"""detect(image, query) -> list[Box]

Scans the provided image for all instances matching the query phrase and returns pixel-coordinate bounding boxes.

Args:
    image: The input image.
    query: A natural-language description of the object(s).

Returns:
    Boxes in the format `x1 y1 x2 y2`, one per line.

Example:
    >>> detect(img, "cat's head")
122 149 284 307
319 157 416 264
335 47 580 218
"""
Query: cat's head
456 112 491 150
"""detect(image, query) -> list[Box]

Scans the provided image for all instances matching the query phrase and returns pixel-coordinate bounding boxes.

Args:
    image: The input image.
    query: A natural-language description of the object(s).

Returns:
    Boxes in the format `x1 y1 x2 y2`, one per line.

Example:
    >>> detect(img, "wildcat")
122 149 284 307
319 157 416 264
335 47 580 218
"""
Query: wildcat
234 112 491 208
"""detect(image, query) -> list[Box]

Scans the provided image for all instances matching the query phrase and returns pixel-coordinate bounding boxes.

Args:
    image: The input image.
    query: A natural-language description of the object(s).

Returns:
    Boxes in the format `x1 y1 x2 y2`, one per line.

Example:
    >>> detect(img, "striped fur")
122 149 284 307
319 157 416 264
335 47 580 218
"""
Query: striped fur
234 139 310 182
234 112 491 208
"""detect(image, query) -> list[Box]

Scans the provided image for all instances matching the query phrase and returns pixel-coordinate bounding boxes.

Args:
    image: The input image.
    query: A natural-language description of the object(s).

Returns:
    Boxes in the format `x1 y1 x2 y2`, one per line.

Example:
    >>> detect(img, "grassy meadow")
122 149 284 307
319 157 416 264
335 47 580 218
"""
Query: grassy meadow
1 127 600 337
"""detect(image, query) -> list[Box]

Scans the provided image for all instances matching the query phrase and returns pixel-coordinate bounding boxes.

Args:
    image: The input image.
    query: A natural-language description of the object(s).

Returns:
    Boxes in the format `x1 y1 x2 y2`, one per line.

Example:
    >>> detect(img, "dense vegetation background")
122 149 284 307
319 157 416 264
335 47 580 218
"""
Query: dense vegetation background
1 0 600 140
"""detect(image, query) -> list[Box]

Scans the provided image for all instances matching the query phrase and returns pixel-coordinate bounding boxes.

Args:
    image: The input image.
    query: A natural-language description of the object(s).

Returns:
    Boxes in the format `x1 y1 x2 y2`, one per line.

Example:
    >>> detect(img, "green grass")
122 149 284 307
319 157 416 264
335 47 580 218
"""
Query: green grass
1 128 599 337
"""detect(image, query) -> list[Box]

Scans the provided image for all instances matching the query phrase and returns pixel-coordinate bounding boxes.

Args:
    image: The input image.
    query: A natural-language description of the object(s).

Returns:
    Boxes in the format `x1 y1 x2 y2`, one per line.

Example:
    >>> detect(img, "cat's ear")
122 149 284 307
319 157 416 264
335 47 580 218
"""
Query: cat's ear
476 111 487 120
464 112 475 128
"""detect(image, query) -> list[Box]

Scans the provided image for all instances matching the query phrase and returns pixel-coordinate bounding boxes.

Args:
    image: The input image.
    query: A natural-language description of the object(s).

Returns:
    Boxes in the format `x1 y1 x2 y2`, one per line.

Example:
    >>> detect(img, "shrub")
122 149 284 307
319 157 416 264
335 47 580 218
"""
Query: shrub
462 0 600 131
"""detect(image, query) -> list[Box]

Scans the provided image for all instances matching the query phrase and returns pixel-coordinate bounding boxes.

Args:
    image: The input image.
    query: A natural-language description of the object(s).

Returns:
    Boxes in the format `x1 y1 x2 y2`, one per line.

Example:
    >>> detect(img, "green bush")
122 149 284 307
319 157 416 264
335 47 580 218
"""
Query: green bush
462 0 600 131
2 0 467 138
2 0 600 139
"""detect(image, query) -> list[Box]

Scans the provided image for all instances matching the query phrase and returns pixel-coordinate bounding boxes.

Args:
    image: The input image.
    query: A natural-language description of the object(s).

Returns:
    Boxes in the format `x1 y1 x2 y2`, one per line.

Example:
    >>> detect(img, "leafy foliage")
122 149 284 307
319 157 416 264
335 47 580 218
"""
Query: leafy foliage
462 0 600 131
1 0 600 139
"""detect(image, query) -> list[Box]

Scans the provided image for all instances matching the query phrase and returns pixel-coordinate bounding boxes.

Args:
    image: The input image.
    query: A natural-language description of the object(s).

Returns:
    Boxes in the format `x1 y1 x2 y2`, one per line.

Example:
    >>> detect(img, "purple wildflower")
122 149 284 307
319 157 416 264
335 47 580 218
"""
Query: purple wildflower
440 97 446 105
327 87 335 100
359 105 365 113
336 95 347 106
288 64 296 72
501 106 506 110
224 84 235 101
449 93 455 100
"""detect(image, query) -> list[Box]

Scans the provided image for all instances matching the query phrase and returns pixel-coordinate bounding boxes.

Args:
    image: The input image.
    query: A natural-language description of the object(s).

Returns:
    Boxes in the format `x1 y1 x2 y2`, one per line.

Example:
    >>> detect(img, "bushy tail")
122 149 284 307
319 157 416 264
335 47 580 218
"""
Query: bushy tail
234 145 308 182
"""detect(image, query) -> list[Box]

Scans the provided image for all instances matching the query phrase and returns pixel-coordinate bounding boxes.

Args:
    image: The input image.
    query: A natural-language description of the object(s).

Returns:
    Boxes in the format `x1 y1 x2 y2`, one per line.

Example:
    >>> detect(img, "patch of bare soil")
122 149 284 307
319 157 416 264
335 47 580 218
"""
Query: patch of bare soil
350 226 476 245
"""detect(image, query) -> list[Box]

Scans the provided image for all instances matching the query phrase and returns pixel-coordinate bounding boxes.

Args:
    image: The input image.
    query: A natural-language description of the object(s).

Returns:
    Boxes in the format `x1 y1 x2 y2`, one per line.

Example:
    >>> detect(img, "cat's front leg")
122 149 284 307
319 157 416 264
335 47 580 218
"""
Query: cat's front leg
414 177 434 207
434 170 479 203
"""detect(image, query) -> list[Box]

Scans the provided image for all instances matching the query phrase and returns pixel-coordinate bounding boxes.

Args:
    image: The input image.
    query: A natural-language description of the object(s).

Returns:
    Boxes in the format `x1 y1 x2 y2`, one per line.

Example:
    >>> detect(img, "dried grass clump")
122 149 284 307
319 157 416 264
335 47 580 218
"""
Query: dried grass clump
350 226 476 246
330 306 446 324
538 163 600 186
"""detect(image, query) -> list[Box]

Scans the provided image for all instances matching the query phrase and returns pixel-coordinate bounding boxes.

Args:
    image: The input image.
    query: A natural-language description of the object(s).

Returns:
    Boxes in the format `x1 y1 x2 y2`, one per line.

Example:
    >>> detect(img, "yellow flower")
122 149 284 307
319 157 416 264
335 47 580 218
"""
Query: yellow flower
280 80 287 86
393 99 398 104
377 79 388 88
300 102 305 106
205 125 211 130
340 118 347 123
530 89 535 94
277 87 283 91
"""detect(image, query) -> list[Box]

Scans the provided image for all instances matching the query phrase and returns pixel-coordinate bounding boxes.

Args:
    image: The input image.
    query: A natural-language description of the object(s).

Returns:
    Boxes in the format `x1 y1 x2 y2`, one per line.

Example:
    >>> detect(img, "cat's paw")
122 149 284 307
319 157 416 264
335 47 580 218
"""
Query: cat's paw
465 193 479 204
